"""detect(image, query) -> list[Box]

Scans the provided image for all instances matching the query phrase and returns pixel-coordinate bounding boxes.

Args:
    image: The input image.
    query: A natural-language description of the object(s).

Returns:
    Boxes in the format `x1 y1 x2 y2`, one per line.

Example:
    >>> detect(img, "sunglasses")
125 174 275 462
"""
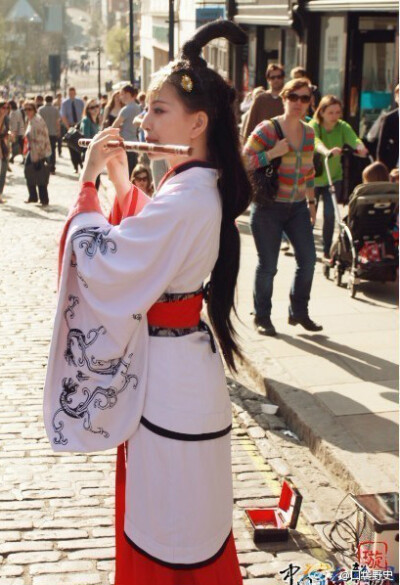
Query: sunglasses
287 93 311 104
135 175 148 181
89 105 99 110
268 74 284 80
24 108 34 111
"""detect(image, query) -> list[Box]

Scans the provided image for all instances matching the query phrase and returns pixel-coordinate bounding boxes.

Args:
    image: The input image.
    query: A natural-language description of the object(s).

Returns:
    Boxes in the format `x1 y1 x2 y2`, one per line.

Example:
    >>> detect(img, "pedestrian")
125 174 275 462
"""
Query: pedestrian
309 95 368 258
44 19 251 585
130 163 153 196
290 66 321 113
23 100 52 206
61 87 84 173
35 95 44 110
241 63 285 141
101 91 122 129
80 98 101 189
243 77 322 336
0 100 10 204
54 92 65 157
112 84 141 176
38 95 61 174
239 86 265 140
8 99 25 164
377 84 399 173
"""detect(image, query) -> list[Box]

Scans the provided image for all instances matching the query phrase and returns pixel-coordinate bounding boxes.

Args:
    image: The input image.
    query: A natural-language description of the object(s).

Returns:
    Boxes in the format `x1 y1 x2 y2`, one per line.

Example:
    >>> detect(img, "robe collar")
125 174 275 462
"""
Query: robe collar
158 159 216 191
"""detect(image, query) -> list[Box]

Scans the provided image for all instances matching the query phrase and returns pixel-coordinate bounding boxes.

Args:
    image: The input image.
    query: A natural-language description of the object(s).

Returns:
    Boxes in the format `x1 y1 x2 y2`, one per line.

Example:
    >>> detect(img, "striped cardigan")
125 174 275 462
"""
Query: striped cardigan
243 118 315 202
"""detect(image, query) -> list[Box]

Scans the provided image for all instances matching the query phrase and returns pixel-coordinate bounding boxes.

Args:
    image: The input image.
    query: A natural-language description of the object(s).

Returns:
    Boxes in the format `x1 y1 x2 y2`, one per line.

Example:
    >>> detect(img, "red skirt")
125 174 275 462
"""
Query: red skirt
114 445 243 585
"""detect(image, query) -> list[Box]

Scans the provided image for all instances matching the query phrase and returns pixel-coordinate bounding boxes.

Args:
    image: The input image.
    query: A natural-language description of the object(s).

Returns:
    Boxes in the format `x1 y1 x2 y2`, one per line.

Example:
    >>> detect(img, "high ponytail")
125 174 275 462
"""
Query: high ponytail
148 20 252 371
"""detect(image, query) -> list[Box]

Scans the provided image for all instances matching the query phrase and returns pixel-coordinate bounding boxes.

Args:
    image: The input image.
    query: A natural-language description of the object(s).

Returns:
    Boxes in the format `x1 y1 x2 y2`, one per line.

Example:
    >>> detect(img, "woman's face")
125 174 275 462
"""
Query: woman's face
88 103 100 119
283 86 312 119
115 93 121 107
24 106 35 120
141 83 203 160
133 172 150 191
321 104 342 126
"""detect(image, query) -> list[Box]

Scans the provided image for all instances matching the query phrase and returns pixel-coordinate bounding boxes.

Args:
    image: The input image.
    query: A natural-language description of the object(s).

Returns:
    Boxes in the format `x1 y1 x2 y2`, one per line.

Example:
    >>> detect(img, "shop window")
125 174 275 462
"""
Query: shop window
359 16 397 31
264 28 281 55
319 16 346 100
283 28 298 79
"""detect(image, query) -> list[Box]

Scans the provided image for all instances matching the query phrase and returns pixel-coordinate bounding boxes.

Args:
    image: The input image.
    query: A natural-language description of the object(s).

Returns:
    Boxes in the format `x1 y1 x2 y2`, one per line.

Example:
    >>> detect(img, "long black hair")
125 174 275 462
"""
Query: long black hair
148 20 252 371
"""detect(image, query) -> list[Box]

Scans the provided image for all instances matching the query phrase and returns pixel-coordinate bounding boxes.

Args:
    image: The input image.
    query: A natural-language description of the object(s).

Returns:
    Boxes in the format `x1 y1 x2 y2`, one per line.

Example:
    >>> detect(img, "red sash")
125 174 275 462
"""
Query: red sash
147 294 203 328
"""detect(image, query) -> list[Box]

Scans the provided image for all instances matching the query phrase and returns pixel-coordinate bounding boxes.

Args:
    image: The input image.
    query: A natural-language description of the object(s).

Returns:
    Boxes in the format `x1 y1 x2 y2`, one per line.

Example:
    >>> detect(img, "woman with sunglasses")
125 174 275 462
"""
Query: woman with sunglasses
80 99 101 189
309 95 368 259
244 77 322 336
131 163 154 197
101 91 122 129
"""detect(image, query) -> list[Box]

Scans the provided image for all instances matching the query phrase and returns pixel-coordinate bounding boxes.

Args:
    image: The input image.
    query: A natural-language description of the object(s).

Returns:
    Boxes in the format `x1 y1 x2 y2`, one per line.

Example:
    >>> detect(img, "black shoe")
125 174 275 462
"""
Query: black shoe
254 315 277 336
288 315 323 332
24 199 38 203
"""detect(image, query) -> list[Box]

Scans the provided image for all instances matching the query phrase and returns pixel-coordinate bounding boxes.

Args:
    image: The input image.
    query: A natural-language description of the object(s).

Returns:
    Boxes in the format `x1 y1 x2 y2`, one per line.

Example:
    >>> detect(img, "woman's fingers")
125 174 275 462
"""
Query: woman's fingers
90 128 121 147
90 134 123 154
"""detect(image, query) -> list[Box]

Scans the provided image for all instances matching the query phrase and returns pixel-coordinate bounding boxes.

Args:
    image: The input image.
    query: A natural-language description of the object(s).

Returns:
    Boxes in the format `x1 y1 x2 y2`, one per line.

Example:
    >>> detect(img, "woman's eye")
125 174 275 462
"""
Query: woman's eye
153 108 164 114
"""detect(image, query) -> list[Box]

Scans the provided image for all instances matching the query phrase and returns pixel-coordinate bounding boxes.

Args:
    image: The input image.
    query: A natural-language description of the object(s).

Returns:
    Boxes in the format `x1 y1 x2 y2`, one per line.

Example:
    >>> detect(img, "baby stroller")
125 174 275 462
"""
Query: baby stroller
322 152 398 298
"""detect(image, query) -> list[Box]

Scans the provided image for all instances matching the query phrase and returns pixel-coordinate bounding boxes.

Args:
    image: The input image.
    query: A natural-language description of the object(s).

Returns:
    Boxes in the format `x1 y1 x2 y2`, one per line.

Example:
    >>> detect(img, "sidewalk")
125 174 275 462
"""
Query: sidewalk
233 208 399 496
0 158 340 584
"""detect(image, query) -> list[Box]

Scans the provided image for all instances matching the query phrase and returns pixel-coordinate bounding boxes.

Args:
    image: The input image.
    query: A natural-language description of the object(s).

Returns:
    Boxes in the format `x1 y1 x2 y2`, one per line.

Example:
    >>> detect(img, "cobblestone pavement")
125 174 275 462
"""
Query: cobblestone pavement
1 155 338 584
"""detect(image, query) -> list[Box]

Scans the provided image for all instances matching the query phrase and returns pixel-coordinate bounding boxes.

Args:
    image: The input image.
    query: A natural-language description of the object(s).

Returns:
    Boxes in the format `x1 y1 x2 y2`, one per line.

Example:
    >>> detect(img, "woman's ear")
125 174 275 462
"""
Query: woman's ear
190 111 208 139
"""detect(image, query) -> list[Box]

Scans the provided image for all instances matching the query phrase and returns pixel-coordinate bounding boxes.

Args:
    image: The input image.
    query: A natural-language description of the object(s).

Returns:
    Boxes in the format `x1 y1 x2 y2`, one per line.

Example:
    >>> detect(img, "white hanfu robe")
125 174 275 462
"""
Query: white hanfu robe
43 166 234 566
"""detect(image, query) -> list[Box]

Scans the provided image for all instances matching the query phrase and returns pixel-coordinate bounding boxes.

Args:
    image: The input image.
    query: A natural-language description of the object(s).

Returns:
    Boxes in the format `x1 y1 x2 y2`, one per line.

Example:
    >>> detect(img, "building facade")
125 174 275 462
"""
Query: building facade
139 0 230 91
232 0 398 135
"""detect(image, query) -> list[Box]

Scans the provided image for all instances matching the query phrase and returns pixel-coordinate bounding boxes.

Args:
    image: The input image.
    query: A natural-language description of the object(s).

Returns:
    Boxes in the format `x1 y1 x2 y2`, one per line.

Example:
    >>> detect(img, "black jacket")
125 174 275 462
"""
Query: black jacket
377 108 399 171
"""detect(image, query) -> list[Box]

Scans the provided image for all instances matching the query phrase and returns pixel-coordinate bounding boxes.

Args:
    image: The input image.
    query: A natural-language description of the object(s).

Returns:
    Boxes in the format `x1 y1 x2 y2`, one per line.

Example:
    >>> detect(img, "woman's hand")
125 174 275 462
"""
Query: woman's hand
106 141 129 185
307 189 317 225
268 138 289 161
81 128 124 183
106 139 132 206
356 143 369 157
329 147 342 157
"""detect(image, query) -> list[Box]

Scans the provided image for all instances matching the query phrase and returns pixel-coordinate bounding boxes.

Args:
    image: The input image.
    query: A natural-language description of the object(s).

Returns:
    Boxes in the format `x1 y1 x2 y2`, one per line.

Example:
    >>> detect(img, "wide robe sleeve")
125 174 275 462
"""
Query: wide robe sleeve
44 181 208 453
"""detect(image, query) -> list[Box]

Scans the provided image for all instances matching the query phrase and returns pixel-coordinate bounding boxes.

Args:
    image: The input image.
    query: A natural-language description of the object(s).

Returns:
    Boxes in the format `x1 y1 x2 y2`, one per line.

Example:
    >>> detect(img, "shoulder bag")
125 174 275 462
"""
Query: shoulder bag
313 123 324 178
63 123 84 153
249 118 284 207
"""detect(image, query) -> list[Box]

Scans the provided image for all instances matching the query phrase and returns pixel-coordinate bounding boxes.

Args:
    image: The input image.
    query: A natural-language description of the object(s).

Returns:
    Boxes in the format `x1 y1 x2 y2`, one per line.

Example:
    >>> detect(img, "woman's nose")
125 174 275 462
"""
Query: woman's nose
141 111 151 131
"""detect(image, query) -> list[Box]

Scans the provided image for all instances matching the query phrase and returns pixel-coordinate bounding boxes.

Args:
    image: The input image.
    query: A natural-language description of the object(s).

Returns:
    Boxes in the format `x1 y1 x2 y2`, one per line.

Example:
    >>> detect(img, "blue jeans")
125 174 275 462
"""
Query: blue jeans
250 200 316 319
315 181 342 256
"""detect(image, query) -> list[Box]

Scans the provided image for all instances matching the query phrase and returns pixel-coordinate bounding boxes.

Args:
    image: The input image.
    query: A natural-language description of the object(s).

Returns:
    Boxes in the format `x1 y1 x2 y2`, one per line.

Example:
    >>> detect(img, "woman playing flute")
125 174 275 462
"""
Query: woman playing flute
44 19 251 585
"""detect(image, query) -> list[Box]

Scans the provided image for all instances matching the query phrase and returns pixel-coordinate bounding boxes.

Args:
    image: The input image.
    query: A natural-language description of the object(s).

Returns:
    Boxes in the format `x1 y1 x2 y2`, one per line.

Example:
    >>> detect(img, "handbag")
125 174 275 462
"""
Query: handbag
63 124 84 153
313 124 324 178
249 118 284 207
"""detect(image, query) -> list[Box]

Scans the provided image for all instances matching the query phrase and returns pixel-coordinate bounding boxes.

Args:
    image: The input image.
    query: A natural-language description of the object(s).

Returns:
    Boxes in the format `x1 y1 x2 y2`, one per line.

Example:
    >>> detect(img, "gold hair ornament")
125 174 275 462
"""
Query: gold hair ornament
181 74 194 93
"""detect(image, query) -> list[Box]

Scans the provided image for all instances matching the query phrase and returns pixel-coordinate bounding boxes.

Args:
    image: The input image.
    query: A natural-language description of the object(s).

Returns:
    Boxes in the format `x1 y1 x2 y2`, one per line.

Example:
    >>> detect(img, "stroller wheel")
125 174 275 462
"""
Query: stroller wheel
323 264 330 279
334 266 342 287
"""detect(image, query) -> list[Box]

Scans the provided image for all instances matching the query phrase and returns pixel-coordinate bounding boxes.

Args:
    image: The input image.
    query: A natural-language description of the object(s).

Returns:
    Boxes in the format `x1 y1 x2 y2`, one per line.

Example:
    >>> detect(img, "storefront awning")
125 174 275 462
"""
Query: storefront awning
306 0 398 11
234 2 291 27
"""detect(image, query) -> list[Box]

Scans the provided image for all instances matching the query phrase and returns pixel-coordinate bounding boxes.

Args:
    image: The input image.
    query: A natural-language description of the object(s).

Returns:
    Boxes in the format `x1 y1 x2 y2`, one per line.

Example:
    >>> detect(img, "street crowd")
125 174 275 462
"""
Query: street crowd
0 65 398 336
1 18 399 584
